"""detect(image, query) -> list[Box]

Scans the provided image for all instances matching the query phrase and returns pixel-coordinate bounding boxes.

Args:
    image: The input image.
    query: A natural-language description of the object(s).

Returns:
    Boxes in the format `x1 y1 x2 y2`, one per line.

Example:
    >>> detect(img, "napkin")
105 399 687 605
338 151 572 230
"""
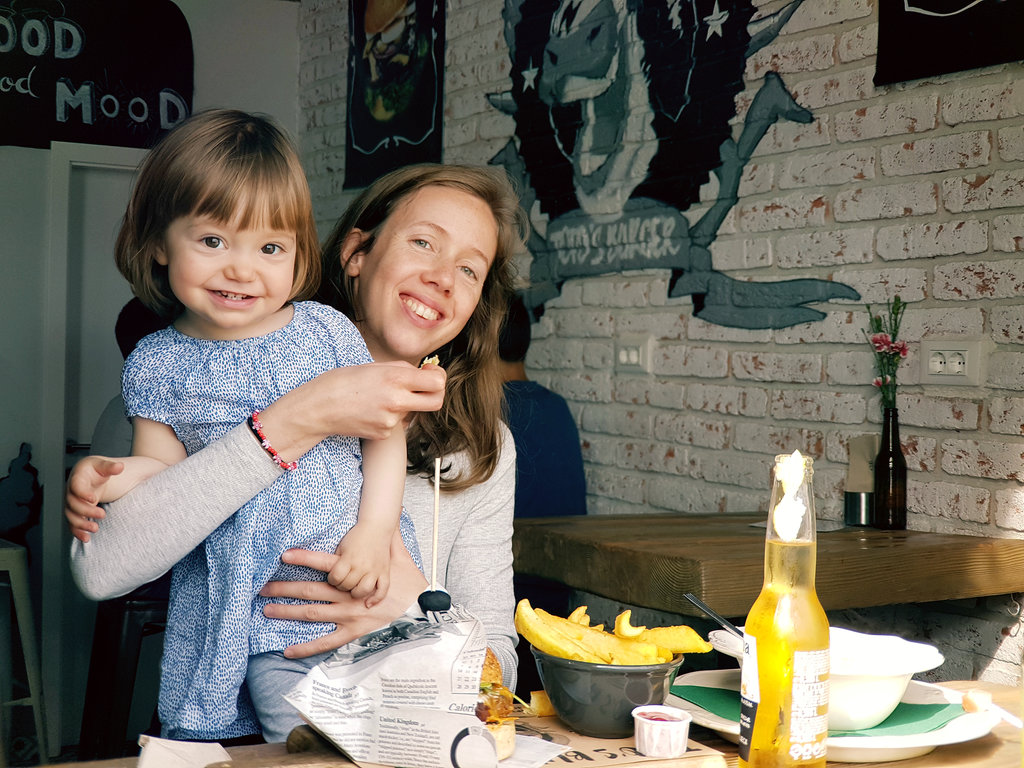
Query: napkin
137 735 231 768
670 685 964 737
845 434 879 493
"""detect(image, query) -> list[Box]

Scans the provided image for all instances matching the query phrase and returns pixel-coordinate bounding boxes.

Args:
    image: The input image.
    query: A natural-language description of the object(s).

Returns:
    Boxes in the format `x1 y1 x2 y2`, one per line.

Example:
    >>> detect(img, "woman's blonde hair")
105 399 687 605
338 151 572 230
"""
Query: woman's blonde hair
319 164 528 490
115 109 320 321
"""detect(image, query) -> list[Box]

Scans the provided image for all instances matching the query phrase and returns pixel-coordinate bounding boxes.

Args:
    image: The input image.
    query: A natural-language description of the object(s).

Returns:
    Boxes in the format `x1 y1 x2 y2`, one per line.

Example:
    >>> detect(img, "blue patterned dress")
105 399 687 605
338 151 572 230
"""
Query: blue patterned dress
122 301 422 738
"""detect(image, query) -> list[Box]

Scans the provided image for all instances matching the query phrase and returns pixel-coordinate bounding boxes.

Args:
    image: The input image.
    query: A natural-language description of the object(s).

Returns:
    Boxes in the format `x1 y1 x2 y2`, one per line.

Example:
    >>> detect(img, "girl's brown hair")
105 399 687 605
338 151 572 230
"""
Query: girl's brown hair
115 109 320 321
319 164 528 490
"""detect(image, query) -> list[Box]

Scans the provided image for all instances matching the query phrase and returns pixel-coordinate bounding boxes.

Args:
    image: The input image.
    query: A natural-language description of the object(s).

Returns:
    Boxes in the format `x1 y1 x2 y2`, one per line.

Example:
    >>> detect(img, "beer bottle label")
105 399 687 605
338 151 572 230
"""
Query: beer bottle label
737 634 758 762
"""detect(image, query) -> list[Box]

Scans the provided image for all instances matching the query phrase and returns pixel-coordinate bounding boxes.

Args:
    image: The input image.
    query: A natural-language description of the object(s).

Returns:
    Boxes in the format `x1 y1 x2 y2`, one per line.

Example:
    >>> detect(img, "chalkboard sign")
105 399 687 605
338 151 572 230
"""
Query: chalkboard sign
0 0 194 149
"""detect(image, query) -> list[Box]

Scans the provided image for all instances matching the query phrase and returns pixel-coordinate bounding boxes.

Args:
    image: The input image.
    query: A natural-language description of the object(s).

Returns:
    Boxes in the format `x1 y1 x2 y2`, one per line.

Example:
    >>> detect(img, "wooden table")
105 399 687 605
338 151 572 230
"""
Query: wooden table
512 514 1024 618
54 681 1020 768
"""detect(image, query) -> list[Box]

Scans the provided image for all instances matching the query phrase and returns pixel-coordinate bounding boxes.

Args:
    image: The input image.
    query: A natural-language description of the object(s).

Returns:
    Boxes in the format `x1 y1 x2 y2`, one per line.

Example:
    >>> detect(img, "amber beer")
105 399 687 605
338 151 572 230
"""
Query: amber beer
739 452 829 768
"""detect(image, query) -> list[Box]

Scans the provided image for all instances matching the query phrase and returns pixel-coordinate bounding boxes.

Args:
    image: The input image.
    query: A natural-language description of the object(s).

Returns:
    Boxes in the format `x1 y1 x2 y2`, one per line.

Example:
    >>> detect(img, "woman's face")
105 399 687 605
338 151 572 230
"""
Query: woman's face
343 185 498 364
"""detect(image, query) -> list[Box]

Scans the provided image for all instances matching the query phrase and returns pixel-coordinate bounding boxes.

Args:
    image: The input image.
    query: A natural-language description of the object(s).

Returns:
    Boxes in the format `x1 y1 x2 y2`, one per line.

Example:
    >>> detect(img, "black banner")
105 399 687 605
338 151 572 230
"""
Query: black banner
875 0 1024 86
0 0 193 149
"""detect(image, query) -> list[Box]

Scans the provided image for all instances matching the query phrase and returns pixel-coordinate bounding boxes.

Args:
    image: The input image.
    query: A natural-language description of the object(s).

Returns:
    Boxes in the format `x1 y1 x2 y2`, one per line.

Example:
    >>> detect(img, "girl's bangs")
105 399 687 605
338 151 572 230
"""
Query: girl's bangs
191 160 306 233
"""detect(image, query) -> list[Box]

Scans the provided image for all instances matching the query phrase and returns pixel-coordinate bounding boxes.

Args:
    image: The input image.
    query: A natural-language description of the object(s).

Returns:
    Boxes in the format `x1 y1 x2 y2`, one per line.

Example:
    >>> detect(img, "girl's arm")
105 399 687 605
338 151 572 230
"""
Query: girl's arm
68 362 445 600
328 430 407 605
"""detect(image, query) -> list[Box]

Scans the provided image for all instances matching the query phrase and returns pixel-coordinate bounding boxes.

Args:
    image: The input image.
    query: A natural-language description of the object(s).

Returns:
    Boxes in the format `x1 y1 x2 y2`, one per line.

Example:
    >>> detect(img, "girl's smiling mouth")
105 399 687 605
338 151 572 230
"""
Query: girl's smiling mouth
403 295 440 321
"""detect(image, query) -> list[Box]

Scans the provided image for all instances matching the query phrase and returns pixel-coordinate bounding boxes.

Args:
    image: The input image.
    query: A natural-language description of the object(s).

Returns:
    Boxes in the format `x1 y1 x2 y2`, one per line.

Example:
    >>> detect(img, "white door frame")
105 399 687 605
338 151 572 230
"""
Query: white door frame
39 142 147 754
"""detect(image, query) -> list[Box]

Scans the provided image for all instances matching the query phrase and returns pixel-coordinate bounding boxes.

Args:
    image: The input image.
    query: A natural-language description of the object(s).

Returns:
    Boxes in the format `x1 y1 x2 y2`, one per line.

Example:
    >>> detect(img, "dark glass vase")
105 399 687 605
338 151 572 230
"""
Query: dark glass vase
872 407 907 530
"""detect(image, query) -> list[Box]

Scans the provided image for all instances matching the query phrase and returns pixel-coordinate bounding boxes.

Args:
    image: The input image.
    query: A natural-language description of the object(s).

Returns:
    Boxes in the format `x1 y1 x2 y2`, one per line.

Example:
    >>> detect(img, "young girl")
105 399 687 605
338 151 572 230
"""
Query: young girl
92 109 421 741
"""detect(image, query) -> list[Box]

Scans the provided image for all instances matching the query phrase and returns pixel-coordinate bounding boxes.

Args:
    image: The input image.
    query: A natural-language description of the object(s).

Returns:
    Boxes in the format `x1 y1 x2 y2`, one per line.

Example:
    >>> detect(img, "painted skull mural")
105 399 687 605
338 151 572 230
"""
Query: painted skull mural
489 0 860 328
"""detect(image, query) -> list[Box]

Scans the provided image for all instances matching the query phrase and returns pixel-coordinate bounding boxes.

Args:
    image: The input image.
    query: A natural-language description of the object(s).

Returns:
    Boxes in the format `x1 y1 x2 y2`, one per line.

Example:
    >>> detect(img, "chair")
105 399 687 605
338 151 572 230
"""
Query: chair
77 574 170 760
0 540 48 765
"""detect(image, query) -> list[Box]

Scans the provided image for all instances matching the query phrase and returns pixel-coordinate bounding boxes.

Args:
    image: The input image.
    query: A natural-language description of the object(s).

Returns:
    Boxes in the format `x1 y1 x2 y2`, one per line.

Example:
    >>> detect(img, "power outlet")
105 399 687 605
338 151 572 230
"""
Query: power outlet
920 340 984 386
615 335 652 373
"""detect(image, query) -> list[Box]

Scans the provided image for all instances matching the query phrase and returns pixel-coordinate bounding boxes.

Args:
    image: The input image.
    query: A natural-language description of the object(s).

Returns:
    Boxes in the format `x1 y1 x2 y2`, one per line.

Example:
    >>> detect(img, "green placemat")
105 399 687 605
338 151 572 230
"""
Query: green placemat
671 684 964 737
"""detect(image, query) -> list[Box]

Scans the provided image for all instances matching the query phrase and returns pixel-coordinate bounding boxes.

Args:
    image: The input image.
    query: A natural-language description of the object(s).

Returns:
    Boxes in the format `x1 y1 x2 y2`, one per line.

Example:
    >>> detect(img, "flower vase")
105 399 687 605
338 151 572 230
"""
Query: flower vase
872 407 907 530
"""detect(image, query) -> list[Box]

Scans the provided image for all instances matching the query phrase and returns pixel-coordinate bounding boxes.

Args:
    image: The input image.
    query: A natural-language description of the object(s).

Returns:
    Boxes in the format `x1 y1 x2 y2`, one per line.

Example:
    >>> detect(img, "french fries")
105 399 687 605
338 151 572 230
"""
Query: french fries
514 599 712 666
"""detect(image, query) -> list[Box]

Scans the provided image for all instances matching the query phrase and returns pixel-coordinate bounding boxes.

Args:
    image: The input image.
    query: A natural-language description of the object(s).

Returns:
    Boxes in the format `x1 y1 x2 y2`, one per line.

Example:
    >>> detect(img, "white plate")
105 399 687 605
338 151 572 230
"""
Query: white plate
668 669 1000 763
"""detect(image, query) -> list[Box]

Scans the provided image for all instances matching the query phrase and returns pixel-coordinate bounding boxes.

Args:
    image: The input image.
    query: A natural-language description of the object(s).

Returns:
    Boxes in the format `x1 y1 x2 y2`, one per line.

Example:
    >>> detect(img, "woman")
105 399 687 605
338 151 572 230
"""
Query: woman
66 163 528 738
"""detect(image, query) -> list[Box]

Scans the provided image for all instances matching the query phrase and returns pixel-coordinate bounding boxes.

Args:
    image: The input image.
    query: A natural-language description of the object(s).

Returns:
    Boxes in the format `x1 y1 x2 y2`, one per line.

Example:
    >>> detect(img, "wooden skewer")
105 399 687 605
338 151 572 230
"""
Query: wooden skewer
431 457 441 590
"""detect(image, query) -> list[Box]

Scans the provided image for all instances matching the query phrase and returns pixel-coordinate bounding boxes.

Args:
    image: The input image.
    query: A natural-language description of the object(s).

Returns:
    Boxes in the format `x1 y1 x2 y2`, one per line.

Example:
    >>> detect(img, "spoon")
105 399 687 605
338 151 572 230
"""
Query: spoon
683 593 743 639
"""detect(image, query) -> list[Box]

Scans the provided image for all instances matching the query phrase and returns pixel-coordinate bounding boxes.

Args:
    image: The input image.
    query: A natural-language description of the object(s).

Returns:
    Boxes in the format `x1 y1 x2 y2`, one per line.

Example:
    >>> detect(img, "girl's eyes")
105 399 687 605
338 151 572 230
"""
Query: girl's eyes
261 243 283 255
201 236 223 249
459 264 478 280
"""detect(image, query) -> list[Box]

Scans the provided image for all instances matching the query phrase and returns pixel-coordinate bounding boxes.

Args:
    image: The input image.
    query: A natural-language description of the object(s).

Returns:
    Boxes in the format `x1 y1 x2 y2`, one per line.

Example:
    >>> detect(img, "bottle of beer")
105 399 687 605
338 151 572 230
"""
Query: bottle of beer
738 451 830 768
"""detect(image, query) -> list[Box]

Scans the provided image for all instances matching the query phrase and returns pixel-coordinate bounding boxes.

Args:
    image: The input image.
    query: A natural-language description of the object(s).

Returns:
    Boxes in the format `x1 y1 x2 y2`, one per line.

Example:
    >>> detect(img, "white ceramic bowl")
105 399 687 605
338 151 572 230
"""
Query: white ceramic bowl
709 626 945 731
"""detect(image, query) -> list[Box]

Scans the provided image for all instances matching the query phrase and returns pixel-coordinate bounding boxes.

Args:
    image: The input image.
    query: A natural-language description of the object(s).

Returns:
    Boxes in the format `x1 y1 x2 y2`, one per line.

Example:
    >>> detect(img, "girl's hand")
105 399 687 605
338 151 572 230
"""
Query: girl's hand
65 456 125 543
259 533 428 658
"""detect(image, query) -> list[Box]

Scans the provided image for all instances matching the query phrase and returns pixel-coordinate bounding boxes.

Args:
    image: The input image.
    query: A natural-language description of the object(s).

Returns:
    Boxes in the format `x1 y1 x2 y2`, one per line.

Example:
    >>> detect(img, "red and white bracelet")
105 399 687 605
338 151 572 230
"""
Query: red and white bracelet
248 410 298 471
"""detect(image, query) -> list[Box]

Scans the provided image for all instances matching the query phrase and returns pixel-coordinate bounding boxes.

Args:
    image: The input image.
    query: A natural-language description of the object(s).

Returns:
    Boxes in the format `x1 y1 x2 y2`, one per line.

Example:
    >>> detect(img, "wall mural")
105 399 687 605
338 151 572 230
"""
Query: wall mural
488 0 859 329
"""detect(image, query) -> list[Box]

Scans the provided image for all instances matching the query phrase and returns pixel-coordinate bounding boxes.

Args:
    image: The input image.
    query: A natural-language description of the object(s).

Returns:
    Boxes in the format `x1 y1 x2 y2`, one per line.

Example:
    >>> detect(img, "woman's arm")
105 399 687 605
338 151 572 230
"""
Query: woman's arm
69 362 446 600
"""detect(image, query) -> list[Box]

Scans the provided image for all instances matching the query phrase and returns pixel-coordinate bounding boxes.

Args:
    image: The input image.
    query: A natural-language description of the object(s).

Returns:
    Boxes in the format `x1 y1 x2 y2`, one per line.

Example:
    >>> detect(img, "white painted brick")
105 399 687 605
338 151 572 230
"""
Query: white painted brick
901 307 985 339
992 214 1024 252
826 350 875 387
550 308 614 337
732 351 823 383
989 398 1024 436
580 404 653 439
779 147 875 188
580 434 620 468
942 439 1024 481
527 338 584 370
619 440 690 475
733 423 824 457
690 449 769 490
647 476 729 514
774 311 872 345
838 22 877 64
770 390 865 424
586 467 646 505
835 182 938 222
782 0 872 34
751 116 831 157
614 310 687 340
998 125 1024 162
835 96 939 143
790 66 876 111
614 378 685 409
547 370 614 403
685 383 769 417
994 487 1024 532
745 35 836 80
942 79 1024 125
587 497 647 516
991 307 1024 345
776 227 874 267
581 340 614 370
738 161 776 197
943 169 1024 212
653 412 731 450
832 269 927 307
876 219 989 261
582 278 653 308
824 429 881 464
989 352 1024 389
686 317 772 344
710 237 774 270
897 394 981 430
654 344 730 378
880 131 991 177
738 192 829 231
934 260 1024 300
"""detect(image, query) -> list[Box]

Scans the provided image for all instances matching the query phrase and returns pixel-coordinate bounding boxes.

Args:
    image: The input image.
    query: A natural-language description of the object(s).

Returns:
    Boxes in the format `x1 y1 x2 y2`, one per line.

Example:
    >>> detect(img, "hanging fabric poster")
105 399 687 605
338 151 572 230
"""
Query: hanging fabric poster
345 0 444 188
875 0 1024 86
0 0 193 150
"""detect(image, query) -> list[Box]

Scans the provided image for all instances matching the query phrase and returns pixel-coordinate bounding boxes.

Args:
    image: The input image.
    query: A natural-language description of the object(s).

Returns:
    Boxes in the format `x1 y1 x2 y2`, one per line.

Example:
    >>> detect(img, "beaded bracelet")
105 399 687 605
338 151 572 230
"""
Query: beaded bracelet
248 410 298 471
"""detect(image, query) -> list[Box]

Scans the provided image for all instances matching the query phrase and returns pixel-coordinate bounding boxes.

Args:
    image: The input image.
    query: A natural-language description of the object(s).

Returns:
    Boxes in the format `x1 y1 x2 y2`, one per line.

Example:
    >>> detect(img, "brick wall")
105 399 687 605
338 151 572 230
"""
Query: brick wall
298 0 1024 683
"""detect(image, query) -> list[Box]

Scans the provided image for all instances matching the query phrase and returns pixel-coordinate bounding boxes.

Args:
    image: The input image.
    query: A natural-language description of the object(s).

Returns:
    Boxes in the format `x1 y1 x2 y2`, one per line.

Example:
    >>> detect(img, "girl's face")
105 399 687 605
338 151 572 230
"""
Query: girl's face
157 213 297 340
343 185 498 364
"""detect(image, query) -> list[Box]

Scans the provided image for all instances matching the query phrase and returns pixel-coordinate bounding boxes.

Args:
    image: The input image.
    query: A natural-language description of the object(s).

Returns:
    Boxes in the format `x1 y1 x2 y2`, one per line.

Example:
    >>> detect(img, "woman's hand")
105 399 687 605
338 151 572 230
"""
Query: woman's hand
65 456 124 542
259 532 429 658
256 362 446 462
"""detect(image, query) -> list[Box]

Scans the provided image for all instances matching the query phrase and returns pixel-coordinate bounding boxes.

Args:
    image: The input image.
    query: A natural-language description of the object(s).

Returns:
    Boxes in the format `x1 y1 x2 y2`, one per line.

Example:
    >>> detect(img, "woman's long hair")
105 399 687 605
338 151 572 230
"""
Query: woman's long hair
319 164 527 490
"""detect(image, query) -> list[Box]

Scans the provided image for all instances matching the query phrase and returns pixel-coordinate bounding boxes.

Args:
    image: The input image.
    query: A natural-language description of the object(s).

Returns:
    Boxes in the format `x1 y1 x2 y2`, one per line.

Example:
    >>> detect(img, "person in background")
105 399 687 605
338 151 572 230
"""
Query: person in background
497 294 586 693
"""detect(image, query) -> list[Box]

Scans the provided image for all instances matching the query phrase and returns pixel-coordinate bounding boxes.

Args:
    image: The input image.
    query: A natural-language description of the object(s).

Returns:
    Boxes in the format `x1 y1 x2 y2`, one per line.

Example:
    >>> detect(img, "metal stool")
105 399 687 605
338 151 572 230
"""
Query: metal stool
0 540 48 765
77 575 169 760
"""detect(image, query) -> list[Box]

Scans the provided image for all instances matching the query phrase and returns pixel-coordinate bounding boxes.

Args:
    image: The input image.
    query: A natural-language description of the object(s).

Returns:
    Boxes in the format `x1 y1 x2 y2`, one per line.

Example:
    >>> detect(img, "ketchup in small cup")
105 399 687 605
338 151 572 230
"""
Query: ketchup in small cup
631 705 692 758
